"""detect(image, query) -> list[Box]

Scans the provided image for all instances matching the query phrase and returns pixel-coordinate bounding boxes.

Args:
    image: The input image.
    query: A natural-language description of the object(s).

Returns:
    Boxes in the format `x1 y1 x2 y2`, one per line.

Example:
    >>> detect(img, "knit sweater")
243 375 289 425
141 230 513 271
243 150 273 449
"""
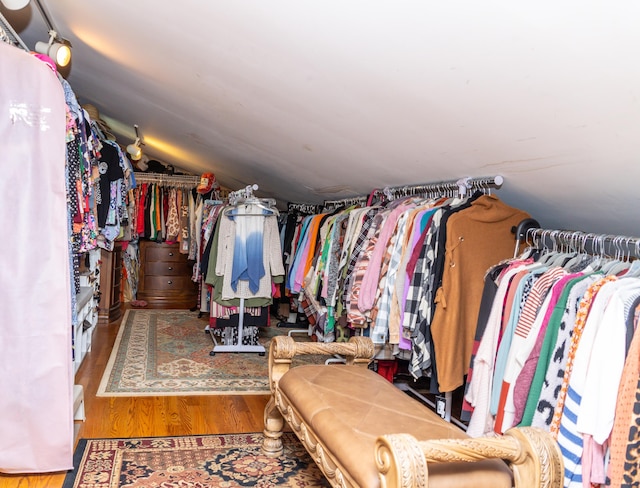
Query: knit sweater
430 195 530 393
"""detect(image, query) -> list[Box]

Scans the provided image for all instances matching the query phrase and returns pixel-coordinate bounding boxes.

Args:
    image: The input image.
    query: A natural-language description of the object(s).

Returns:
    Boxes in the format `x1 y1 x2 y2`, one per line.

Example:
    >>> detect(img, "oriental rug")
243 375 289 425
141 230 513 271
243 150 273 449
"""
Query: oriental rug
62 433 329 488
97 309 321 397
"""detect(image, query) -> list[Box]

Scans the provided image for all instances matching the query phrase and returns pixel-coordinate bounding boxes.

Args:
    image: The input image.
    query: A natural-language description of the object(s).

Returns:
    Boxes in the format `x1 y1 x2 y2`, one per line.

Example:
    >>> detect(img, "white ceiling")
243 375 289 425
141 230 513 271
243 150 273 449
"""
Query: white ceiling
3 0 640 236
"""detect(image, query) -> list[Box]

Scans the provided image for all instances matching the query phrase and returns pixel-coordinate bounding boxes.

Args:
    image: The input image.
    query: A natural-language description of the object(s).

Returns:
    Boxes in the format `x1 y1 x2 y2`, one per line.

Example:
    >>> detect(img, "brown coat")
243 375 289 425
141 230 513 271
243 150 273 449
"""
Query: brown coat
430 195 530 392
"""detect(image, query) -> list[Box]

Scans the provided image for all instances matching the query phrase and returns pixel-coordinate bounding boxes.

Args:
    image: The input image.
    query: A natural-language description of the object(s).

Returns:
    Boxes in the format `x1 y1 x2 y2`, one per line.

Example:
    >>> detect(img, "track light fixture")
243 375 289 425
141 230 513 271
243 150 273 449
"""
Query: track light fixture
34 30 71 68
126 125 144 161
31 0 72 69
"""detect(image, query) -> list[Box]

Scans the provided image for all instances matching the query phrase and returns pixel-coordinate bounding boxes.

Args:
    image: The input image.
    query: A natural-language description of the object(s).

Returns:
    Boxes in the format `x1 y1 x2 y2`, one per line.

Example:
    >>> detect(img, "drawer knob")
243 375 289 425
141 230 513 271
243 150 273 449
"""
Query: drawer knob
169 252 174 257
168 266 173 271
167 280 173 285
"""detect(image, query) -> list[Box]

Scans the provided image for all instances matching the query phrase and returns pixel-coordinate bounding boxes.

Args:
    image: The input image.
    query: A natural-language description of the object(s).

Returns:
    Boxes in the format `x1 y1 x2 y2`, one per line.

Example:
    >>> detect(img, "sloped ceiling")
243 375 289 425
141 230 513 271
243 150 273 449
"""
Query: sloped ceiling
3 1 640 236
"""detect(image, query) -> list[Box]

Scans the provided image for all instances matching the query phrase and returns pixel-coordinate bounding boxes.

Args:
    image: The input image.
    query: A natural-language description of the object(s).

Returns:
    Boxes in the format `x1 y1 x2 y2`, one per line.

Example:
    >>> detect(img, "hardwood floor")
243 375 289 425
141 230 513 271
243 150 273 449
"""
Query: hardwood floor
0 307 270 488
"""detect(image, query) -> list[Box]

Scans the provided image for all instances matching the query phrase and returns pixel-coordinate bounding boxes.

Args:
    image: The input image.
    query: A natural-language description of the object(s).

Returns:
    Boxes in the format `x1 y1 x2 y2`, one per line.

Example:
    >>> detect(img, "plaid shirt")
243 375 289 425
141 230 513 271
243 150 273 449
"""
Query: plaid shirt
372 211 410 344
334 208 370 311
403 208 444 332
342 208 377 307
347 213 385 326
407 208 446 378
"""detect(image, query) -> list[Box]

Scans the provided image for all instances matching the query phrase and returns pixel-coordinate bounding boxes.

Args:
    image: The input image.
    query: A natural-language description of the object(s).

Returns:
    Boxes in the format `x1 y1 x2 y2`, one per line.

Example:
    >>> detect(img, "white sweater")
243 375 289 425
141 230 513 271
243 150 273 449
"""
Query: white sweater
215 205 285 300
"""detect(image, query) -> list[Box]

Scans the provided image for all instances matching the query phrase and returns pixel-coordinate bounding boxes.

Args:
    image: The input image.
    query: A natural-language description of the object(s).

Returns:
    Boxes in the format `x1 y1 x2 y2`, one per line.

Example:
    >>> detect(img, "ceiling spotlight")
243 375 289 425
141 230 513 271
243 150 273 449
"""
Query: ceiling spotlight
35 30 71 68
127 143 142 161
127 125 144 161
1 0 31 10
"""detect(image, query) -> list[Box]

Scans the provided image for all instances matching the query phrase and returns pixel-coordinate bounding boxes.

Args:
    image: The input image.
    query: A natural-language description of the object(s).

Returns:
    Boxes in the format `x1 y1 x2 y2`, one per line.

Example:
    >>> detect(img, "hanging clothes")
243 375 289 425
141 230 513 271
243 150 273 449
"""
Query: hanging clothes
461 234 640 488
212 202 285 302
205 230 265 329
279 186 531 390
166 188 181 242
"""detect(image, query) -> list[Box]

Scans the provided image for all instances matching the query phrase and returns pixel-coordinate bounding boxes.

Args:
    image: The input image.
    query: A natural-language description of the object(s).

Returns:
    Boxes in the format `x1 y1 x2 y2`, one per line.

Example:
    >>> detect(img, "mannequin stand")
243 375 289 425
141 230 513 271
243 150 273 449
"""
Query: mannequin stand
209 298 266 356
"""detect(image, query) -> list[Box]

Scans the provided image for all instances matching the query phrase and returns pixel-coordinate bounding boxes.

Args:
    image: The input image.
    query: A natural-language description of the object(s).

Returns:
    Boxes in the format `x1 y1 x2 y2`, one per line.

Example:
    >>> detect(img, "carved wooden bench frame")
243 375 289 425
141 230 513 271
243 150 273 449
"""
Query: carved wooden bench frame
261 335 563 488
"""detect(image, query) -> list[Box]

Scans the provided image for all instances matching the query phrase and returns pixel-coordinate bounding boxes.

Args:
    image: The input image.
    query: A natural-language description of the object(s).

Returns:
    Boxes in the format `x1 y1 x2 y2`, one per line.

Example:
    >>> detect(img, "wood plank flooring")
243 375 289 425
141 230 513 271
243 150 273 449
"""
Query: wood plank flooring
0 307 270 488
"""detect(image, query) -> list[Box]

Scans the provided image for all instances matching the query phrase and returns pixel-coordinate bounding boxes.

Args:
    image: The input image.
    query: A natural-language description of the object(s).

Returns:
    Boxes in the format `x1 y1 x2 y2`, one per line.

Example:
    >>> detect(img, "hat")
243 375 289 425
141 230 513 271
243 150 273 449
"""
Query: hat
81 103 116 141
197 172 219 194
136 154 149 171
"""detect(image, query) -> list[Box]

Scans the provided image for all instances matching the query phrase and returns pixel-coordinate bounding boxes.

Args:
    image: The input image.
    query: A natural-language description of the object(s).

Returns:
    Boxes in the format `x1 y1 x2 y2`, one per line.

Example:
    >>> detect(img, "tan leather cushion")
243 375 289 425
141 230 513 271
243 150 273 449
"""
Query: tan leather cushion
279 364 512 488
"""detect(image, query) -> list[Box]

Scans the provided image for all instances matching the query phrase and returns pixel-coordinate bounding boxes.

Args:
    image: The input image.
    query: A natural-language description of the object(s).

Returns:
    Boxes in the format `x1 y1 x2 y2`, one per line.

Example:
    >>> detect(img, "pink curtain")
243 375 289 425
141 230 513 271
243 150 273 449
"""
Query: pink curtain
0 43 73 472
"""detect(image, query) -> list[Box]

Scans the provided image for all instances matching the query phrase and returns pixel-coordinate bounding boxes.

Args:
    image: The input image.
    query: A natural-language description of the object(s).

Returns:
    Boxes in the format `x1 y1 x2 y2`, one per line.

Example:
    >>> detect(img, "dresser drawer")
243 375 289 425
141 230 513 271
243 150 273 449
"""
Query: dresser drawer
144 245 184 263
144 261 192 276
143 275 195 292
138 240 198 308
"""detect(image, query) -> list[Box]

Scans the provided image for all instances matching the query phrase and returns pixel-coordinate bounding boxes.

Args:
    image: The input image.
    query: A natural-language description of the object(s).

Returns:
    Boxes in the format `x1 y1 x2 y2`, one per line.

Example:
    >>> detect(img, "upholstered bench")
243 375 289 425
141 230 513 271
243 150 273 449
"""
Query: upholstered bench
261 335 563 488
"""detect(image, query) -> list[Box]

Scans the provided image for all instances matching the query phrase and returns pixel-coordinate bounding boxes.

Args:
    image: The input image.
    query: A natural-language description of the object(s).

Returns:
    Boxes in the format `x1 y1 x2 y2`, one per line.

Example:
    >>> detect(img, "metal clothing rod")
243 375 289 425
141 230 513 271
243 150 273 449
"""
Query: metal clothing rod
322 195 369 210
0 12 30 51
134 173 200 188
374 175 504 201
288 202 322 214
516 223 640 260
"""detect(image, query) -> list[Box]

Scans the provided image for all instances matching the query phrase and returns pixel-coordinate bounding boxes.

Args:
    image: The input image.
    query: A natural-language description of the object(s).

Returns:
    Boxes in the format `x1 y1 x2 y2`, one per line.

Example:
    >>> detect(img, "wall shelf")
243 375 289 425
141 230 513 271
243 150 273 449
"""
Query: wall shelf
73 250 100 374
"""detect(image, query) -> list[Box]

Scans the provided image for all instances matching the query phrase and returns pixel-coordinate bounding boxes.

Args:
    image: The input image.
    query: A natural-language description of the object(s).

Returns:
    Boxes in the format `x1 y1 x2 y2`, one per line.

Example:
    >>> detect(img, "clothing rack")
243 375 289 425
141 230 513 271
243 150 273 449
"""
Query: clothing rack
514 219 640 260
134 173 200 189
209 182 277 356
387 175 502 429
294 176 506 429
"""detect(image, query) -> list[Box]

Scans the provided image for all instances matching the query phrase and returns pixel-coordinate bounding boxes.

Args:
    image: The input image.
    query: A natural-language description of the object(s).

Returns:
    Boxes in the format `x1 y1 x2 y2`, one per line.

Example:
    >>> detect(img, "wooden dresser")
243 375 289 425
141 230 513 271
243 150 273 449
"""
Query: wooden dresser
137 240 198 308
98 242 123 324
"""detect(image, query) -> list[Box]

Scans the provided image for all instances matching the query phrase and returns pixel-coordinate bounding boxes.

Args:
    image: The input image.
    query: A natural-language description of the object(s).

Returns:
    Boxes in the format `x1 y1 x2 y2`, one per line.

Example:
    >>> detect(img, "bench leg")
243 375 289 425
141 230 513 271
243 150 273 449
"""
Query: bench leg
261 396 285 457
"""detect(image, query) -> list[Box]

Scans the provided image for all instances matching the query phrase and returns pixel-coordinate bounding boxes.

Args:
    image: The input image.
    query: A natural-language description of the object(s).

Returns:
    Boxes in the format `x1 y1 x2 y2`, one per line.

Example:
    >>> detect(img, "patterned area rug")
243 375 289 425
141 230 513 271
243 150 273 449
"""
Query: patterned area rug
97 309 322 396
62 433 330 488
